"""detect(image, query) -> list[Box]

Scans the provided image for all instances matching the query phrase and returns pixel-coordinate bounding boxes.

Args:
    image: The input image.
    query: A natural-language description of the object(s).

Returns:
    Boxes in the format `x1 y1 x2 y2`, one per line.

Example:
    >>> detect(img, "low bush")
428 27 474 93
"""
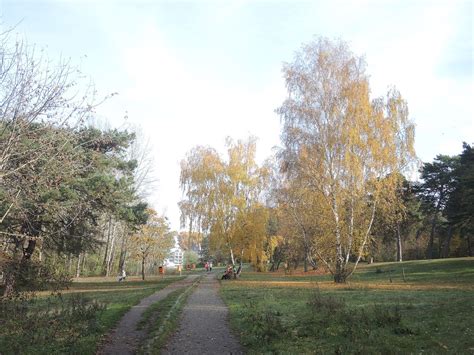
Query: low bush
245 303 286 344
307 287 345 313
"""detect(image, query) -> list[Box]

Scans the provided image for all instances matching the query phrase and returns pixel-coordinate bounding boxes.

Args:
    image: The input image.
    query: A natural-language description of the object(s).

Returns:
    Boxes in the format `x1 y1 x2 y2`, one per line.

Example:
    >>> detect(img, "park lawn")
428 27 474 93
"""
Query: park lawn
0 275 184 355
220 257 474 354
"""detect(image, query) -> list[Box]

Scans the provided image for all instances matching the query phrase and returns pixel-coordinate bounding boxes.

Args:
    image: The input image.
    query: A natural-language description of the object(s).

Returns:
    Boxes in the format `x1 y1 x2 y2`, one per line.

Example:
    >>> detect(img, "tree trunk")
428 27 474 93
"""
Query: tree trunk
334 270 347 283
442 226 453 258
38 242 43 262
118 228 128 273
331 194 345 283
3 238 36 297
467 234 472 257
428 197 442 259
396 224 403 262
82 252 87 275
102 216 113 275
229 247 236 266
141 257 145 280
3 269 17 297
308 255 317 270
106 226 116 277
3 243 22 297
346 201 377 280
269 259 280 272
303 241 311 272
67 253 73 274
76 254 82 278
438 233 444 259
118 249 127 274
346 195 355 265
427 213 437 259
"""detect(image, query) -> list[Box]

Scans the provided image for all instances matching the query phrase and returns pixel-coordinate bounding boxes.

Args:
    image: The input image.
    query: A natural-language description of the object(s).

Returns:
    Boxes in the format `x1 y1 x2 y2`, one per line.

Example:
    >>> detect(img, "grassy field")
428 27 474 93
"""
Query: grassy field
0 274 187 354
220 257 474 354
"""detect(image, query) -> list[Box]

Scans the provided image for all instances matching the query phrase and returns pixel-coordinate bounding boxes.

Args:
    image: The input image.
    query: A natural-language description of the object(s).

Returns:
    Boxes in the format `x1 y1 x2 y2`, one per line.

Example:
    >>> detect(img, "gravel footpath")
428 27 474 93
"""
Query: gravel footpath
162 272 244 355
99 275 198 355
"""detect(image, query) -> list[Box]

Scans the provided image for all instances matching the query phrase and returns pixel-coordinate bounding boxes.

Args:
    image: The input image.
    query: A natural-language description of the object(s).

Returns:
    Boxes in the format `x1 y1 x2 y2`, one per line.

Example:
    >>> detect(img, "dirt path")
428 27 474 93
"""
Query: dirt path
99 275 198 355
162 273 244 355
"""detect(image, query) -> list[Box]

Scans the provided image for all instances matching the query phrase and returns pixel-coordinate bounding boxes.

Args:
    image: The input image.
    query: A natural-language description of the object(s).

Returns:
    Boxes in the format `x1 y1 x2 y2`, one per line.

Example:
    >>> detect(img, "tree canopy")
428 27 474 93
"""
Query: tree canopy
277 37 416 282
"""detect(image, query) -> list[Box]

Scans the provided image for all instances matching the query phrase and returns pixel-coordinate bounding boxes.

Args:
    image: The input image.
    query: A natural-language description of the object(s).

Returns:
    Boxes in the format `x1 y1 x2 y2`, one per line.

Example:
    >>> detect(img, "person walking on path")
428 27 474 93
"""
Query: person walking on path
162 272 243 354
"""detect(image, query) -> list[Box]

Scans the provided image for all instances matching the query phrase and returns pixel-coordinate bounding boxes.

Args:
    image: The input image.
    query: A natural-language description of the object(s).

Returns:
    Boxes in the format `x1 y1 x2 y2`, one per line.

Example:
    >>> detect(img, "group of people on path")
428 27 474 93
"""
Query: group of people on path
204 261 213 272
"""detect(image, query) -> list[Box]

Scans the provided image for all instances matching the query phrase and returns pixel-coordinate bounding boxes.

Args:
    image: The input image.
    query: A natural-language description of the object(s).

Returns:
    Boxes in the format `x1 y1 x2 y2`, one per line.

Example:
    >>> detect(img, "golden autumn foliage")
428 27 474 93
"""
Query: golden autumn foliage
179 137 270 267
130 209 174 280
277 37 416 282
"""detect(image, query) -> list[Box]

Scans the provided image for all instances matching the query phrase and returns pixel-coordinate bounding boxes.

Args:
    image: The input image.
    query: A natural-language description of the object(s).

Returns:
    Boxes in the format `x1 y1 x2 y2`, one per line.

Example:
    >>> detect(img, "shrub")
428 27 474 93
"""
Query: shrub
307 288 345 313
240 301 287 345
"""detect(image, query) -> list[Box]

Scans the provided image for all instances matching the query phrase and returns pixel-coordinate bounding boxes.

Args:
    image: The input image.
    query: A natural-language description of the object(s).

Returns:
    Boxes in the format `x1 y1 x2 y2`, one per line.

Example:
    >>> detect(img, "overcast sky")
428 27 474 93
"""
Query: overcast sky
1 0 472 231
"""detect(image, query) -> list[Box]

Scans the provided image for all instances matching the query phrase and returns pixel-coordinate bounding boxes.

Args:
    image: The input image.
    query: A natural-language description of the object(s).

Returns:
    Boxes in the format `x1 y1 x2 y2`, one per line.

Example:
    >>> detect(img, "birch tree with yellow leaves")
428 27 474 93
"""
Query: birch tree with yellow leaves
278 37 416 282
179 137 269 268
179 146 224 250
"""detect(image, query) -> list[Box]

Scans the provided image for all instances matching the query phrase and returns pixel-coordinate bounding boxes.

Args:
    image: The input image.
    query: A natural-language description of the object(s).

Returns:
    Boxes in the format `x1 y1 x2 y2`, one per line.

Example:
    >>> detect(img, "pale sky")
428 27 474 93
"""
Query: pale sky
1 0 472 231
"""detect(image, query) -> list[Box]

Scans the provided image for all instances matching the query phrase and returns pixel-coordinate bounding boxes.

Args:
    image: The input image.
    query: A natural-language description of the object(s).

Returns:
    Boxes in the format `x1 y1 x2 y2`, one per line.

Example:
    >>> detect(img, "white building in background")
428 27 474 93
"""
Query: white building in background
164 235 183 267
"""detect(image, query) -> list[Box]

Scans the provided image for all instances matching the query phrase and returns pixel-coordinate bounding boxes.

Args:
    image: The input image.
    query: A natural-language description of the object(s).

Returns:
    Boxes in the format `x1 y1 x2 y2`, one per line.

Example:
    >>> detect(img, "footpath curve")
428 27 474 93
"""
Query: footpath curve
162 272 243 355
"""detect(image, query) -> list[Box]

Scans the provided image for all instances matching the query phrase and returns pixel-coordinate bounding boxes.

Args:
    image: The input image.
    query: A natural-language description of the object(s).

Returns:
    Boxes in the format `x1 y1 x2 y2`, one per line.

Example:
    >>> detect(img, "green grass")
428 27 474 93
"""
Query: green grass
0 276 184 354
353 257 474 284
237 257 474 284
220 257 474 354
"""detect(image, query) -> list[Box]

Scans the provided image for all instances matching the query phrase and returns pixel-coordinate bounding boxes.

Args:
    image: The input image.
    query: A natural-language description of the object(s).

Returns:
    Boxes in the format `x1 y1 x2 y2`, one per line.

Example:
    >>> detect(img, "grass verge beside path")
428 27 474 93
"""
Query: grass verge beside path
0 276 185 354
138 276 201 354
220 258 474 354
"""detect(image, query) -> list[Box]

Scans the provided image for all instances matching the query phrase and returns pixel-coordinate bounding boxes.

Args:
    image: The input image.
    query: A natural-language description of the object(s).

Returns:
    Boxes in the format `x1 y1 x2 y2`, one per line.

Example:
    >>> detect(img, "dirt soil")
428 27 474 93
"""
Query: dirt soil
98 275 198 355
161 272 244 355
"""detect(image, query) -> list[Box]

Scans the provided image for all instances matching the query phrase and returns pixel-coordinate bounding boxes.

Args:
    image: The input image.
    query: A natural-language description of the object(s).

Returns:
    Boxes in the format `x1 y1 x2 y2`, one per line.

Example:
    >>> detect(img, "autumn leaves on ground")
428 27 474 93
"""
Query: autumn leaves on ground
1 24 473 355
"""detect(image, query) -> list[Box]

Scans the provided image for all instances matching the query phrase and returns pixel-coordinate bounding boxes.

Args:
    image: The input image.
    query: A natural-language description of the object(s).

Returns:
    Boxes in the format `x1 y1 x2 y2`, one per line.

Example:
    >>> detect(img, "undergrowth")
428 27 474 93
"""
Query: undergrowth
0 292 105 354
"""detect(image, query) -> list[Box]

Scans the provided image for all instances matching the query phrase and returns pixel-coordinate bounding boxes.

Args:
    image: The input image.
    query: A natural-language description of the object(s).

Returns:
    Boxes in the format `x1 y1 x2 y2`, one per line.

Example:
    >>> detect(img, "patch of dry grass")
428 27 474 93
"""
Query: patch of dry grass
232 279 473 291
